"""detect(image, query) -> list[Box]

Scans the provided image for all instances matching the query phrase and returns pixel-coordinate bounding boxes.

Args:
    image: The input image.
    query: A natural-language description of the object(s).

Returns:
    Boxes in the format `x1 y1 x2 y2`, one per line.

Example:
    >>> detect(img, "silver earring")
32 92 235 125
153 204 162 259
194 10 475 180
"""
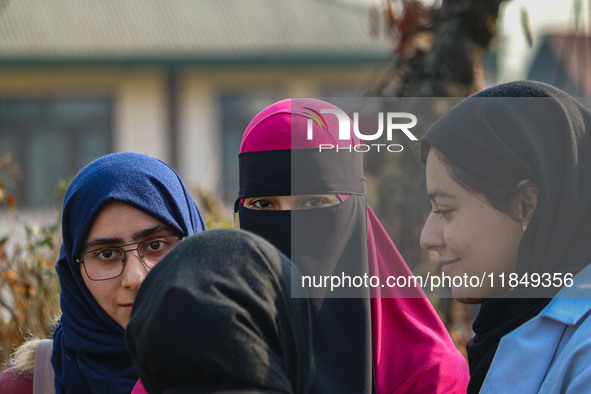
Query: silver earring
522 224 528 232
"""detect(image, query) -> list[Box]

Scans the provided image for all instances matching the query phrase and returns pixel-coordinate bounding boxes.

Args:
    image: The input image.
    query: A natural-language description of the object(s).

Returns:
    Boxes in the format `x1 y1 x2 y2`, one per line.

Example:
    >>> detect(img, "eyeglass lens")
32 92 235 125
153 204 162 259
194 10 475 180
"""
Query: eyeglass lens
82 236 180 280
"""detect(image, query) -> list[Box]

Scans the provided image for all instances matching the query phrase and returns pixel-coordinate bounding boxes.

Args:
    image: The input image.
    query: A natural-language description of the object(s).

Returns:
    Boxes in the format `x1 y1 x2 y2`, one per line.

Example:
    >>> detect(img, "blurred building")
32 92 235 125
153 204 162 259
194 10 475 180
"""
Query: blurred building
0 0 389 209
527 34 591 97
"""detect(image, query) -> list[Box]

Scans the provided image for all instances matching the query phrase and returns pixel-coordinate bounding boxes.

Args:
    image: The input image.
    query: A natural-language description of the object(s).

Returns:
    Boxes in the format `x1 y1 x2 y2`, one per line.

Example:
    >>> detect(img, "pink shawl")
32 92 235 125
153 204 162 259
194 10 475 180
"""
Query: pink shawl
239 98 468 393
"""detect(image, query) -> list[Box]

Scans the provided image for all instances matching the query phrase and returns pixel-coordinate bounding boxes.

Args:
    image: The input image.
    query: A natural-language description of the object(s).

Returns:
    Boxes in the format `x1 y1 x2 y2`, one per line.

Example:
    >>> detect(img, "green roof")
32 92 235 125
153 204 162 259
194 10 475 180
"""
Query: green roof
0 0 390 65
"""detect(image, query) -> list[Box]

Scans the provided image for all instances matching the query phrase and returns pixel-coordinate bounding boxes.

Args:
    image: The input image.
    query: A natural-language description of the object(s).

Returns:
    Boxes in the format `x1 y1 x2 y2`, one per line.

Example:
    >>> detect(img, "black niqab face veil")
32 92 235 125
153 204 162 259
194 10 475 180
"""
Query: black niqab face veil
421 80 591 393
126 229 313 394
235 98 373 394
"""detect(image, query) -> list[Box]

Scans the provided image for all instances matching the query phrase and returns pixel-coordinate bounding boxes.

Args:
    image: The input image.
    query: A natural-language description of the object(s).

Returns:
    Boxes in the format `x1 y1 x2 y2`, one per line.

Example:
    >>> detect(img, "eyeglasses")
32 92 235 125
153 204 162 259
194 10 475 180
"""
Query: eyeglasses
76 236 183 281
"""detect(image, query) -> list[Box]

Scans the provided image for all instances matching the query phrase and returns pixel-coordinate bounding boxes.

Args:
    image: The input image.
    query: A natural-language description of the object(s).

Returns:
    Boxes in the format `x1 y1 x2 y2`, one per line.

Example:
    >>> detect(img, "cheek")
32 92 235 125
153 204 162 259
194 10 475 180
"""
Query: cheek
87 283 113 306
442 220 474 253
81 268 117 309
465 220 522 274
445 221 496 272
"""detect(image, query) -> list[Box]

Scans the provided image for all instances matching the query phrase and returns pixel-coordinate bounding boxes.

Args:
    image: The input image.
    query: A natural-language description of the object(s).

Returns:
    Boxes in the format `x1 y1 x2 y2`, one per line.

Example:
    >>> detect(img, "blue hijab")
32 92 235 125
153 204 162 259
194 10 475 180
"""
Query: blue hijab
51 152 206 394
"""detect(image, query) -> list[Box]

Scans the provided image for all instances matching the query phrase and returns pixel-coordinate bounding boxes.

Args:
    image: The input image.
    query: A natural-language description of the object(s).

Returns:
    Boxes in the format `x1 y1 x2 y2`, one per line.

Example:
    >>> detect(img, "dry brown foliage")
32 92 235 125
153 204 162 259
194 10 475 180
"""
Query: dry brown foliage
0 153 62 367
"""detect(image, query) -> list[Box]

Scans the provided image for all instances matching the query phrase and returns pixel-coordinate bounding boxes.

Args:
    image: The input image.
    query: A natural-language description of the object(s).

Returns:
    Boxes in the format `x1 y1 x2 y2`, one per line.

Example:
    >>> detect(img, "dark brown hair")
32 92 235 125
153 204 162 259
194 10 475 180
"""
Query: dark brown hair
422 143 529 220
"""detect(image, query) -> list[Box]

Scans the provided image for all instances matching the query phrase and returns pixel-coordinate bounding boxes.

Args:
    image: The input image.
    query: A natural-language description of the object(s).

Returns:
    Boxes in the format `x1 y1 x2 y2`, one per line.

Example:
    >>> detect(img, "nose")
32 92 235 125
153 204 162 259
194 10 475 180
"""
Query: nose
276 196 292 210
420 213 445 252
120 251 148 290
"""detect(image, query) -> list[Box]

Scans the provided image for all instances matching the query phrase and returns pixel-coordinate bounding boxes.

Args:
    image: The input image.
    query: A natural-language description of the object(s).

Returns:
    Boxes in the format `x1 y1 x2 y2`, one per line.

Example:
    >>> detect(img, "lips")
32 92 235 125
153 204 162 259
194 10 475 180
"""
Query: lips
119 303 134 310
439 259 459 273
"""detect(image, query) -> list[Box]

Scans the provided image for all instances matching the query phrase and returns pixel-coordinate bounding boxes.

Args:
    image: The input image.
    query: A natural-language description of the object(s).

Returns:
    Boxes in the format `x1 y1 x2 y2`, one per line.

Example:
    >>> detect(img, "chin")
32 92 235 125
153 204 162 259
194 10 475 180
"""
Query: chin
452 285 493 304
115 316 130 329
455 297 489 304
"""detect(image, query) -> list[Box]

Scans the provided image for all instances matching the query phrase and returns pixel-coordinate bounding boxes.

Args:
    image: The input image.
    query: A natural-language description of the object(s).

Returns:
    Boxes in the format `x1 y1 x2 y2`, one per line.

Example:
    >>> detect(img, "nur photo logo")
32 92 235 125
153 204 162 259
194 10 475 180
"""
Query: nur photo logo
303 106 418 152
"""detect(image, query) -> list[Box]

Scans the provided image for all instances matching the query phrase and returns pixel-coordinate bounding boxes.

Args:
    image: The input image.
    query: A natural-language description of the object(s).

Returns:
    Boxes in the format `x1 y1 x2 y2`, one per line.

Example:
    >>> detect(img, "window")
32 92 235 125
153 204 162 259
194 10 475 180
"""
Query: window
0 96 112 207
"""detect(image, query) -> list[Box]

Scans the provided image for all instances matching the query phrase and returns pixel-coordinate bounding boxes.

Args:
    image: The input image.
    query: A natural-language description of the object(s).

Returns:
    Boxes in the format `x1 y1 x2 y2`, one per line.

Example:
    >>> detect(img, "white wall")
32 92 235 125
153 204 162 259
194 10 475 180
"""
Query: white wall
114 69 170 162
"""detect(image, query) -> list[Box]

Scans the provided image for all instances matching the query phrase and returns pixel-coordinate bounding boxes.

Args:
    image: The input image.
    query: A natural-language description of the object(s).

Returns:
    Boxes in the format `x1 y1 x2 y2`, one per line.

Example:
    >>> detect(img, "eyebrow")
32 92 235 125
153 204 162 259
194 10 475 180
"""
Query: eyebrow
133 225 175 240
82 225 175 251
427 189 456 201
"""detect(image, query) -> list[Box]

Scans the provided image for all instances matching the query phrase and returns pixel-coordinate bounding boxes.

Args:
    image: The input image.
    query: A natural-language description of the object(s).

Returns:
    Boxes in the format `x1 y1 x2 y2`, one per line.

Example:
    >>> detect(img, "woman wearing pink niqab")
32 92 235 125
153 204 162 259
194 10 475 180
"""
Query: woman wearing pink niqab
235 98 468 393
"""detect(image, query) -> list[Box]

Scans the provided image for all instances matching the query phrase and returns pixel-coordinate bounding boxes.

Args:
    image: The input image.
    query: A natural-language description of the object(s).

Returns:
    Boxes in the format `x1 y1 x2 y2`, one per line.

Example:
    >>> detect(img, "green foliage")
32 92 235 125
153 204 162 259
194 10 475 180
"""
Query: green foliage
203 213 234 230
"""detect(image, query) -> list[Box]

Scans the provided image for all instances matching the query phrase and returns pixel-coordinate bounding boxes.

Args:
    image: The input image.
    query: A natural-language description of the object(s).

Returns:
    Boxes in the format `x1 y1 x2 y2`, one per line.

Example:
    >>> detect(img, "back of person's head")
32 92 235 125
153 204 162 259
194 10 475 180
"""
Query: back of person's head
163 385 290 393
126 229 314 394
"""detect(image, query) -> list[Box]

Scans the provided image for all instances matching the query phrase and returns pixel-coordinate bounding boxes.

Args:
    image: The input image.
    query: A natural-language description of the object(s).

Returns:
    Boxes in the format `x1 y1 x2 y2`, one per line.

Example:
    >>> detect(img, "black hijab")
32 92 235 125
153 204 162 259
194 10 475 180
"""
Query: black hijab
126 229 314 394
421 80 591 392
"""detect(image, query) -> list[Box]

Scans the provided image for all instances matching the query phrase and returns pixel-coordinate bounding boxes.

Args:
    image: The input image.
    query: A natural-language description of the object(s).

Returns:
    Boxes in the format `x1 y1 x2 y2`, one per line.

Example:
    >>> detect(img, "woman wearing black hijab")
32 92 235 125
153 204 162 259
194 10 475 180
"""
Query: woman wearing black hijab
420 81 591 393
126 229 314 394
235 98 469 394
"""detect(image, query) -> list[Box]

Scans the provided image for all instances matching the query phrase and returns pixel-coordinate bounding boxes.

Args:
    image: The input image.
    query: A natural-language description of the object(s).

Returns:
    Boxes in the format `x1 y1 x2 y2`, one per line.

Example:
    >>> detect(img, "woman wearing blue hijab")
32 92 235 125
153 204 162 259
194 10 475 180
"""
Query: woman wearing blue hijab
0 152 206 393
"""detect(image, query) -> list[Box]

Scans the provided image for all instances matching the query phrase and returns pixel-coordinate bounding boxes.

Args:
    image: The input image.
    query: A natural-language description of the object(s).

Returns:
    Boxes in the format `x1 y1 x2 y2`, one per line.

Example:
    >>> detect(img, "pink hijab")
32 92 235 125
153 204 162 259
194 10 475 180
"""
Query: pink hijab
238 98 468 393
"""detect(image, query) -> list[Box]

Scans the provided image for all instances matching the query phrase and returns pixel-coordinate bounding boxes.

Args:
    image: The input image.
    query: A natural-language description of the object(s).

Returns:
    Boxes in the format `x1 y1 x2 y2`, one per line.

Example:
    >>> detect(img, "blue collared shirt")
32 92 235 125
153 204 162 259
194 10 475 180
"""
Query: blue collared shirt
481 264 591 393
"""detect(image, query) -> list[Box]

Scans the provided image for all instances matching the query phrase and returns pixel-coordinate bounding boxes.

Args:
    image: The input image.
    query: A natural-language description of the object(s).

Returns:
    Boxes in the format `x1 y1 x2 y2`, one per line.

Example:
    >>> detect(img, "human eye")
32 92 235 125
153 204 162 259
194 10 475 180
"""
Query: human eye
302 197 326 208
296 194 340 209
432 209 452 218
144 237 173 252
249 198 274 210
140 237 178 257
91 248 122 262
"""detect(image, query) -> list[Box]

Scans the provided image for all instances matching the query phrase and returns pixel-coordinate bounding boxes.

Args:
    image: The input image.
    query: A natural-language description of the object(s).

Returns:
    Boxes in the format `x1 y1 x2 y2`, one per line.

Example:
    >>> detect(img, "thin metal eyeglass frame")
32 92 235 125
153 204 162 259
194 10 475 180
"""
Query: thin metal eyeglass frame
76 235 184 281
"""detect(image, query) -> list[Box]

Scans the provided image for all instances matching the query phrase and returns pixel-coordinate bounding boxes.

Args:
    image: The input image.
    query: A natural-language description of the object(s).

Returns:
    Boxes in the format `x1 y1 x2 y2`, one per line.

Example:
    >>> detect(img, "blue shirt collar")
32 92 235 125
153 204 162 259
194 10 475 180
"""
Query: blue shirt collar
541 264 591 325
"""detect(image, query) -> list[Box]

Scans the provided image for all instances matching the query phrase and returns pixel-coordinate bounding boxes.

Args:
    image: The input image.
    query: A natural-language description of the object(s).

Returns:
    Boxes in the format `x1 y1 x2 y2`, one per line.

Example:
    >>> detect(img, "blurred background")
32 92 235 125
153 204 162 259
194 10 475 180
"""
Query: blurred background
0 0 589 364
